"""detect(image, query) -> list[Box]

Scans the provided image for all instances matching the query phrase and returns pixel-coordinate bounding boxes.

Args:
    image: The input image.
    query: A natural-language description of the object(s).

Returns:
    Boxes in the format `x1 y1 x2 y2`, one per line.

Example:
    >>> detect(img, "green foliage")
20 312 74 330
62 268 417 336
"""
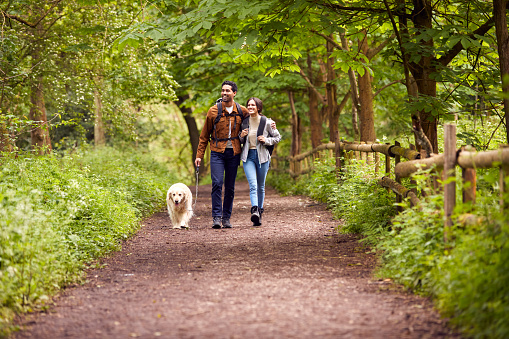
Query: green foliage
377 170 509 338
377 195 446 290
0 191 76 334
324 159 396 243
265 171 309 196
433 212 509 338
0 147 175 335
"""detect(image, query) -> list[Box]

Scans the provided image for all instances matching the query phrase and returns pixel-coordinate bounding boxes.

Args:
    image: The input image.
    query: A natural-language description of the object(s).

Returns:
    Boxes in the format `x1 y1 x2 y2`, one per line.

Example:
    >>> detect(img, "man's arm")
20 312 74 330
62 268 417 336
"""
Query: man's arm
195 106 216 165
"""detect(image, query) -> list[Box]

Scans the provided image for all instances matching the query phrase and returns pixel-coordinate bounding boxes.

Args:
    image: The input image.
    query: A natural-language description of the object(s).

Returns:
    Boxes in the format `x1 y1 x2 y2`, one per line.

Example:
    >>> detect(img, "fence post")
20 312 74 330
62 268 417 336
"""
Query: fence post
500 145 509 210
385 143 391 175
395 141 402 212
366 141 372 165
443 124 457 243
374 143 379 174
335 132 343 182
409 144 418 196
385 142 391 193
420 149 428 197
461 146 476 205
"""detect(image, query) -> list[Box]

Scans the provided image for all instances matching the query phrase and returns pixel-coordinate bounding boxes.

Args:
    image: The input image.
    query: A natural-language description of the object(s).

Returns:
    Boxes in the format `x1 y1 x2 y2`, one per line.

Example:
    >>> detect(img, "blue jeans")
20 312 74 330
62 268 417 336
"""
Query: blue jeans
243 149 270 208
210 149 240 220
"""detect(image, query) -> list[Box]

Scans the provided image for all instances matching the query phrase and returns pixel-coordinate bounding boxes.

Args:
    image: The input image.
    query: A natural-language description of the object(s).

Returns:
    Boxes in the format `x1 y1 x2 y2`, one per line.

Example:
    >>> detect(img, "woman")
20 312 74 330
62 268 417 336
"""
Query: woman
239 97 281 226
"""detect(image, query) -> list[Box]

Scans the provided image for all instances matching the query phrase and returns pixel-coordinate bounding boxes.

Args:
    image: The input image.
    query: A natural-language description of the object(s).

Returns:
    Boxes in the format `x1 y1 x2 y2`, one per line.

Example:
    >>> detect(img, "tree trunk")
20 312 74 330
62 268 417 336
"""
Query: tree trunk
409 0 438 152
93 77 106 147
288 90 301 156
29 25 51 155
326 38 340 143
30 76 52 154
0 122 13 153
357 30 376 143
493 0 509 144
177 94 200 169
307 55 323 148
340 33 360 140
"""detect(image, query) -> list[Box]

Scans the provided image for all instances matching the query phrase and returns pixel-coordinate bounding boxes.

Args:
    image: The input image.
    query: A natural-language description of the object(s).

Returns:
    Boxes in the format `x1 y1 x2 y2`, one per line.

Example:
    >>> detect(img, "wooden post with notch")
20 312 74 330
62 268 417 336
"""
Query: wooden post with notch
385 142 391 193
374 142 380 174
395 141 402 211
335 132 343 182
409 144 418 196
420 148 428 197
461 146 476 205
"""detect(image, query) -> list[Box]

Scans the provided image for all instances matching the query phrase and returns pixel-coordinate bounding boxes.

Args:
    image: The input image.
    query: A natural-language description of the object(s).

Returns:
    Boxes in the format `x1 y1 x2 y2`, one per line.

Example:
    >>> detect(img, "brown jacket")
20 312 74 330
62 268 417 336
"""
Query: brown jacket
196 102 249 159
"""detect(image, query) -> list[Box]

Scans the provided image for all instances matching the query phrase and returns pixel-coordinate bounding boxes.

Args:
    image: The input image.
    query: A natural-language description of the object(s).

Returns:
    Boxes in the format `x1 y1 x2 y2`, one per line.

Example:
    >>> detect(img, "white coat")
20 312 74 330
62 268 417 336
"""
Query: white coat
239 116 281 164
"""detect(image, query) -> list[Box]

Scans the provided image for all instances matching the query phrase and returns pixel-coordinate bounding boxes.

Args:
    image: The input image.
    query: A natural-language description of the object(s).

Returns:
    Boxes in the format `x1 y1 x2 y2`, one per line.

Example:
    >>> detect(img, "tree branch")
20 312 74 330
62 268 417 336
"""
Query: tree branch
438 16 495 66
366 34 396 60
1 0 63 28
374 80 404 97
311 29 343 50
293 59 326 105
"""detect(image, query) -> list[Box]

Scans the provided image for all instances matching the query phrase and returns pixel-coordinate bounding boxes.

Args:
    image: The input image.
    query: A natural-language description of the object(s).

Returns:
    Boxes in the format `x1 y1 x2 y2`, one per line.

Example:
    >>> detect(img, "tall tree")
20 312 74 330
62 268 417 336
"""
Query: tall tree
493 0 509 143
124 0 507 153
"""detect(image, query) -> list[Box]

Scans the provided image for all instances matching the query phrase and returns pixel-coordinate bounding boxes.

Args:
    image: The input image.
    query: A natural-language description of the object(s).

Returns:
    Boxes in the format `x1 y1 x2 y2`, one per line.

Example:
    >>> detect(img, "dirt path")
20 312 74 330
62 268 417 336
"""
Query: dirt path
14 181 458 338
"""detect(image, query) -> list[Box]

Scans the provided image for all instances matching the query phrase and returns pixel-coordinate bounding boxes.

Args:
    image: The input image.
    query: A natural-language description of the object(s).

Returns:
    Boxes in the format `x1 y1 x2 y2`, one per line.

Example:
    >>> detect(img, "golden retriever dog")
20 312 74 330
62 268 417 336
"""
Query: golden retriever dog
166 183 193 229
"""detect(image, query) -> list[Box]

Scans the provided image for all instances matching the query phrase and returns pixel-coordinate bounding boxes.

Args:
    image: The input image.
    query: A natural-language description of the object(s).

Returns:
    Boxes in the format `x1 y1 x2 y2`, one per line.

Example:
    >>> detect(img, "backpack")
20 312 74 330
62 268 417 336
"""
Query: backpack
241 115 275 156
211 98 245 147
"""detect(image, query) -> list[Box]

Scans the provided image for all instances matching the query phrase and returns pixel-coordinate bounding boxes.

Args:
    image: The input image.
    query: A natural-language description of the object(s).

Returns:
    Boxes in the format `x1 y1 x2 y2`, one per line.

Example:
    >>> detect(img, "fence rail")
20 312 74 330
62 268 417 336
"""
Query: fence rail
271 124 508 240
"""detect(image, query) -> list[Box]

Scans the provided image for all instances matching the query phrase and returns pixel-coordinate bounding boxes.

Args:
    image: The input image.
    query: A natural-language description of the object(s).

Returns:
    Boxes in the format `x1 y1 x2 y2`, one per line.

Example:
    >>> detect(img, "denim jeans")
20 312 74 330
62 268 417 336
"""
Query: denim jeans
210 149 240 220
243 149 270 208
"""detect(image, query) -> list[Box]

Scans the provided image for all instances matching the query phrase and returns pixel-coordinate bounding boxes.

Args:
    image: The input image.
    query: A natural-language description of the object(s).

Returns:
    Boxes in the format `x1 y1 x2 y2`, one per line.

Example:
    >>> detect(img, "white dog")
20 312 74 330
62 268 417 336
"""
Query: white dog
166 183 193 229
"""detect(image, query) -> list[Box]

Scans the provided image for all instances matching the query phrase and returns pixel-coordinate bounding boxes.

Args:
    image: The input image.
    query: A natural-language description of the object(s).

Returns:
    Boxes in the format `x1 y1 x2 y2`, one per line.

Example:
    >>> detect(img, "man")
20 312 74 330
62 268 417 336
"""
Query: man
194 81 248 229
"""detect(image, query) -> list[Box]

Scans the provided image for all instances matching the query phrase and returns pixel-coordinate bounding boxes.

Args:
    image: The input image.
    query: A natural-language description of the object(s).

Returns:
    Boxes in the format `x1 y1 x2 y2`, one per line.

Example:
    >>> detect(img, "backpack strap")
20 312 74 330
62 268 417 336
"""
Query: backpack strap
256 116 267 138
211 101 244 147
212 101 222 146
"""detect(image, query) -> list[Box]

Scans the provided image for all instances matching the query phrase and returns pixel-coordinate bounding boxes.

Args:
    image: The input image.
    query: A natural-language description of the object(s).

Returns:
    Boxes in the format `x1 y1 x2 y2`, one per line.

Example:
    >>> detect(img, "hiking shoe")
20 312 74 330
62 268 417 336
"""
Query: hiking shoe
212 217 222 229
222 218 232 228
251 206 261 226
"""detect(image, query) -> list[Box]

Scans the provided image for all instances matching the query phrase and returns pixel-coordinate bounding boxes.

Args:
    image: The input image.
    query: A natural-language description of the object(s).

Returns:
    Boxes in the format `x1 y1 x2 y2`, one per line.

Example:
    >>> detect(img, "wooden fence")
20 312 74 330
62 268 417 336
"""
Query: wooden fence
272 124 509 240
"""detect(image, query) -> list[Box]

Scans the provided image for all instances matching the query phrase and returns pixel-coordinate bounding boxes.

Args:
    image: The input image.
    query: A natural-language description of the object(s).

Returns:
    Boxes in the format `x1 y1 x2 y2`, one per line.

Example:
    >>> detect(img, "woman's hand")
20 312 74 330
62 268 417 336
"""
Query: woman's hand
257 135 266 144
240 128 248 138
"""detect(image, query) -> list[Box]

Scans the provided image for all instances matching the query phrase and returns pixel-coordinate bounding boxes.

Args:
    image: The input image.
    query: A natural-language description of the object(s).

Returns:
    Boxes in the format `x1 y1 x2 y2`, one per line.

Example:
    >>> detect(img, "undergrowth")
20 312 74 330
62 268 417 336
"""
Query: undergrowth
377 169 509 338
0 146 175 336
269 157 509 338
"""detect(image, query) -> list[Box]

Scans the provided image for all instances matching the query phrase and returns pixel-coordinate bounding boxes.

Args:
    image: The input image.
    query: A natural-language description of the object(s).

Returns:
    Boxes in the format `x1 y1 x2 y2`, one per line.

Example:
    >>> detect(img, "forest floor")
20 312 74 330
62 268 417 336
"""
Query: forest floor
13 181 459 338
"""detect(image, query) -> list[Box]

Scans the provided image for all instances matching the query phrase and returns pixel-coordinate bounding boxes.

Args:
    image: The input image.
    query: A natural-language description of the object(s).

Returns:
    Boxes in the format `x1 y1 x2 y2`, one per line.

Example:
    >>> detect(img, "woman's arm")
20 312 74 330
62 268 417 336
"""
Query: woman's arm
263 119 281 146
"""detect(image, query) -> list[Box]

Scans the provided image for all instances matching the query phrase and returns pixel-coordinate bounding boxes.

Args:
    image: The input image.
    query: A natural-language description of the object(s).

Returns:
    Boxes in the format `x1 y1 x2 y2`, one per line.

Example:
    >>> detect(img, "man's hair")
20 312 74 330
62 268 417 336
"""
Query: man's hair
246 97 263 115
221 80 238 93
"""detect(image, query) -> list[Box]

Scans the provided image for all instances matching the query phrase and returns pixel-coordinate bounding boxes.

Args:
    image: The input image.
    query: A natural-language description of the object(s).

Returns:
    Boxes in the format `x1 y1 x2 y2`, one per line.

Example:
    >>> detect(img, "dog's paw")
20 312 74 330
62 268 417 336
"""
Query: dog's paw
172 225 181 229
